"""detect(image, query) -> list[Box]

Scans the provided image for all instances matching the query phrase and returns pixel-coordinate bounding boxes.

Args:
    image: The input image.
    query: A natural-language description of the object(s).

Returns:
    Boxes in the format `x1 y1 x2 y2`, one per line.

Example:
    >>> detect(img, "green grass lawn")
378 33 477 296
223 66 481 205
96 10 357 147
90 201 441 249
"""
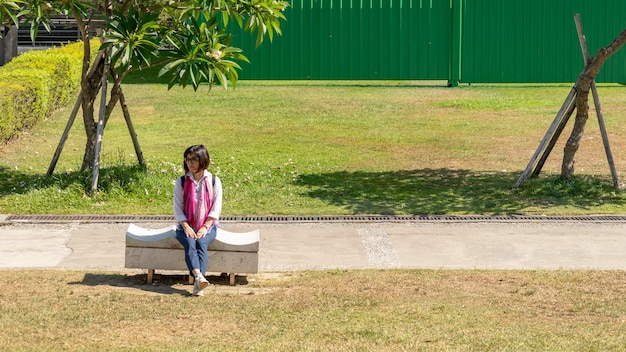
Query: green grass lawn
2 81 626 215
2 81 626 352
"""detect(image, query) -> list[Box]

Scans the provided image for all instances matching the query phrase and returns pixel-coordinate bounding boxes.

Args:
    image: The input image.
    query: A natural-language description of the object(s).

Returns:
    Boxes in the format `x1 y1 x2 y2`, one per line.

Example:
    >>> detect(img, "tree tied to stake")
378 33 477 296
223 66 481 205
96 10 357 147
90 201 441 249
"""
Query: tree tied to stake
561 27 626 179
6 0 288 191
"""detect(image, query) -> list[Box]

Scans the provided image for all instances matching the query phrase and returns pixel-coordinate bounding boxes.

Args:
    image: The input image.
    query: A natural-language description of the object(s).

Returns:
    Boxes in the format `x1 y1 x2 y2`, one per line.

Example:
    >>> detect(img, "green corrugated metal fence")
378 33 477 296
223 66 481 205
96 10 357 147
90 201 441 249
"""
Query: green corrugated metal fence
234 0 453 80
233 0 626 84
461 0 626 84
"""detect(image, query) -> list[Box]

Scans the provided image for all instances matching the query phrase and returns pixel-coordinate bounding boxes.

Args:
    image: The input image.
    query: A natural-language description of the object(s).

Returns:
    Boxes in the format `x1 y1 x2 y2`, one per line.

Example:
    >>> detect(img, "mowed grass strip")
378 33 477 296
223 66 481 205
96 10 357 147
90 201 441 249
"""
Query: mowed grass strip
2 81 626 215
0 269 624 351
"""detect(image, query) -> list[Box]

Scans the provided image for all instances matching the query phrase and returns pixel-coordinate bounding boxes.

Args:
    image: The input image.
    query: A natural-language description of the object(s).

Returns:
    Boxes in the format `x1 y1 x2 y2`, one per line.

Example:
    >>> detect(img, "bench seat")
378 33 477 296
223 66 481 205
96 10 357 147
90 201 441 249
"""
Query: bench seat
125 224 259 285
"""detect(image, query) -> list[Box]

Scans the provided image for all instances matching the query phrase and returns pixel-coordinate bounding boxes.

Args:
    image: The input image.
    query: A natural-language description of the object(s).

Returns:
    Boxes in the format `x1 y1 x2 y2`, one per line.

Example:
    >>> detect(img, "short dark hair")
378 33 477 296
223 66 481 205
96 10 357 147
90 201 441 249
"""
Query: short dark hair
183 145 210 173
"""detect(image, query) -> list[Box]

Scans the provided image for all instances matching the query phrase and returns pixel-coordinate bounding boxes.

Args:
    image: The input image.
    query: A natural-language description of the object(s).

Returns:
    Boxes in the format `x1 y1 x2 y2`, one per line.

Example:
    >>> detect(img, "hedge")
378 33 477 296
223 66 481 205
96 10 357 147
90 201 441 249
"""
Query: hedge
0 39 100 144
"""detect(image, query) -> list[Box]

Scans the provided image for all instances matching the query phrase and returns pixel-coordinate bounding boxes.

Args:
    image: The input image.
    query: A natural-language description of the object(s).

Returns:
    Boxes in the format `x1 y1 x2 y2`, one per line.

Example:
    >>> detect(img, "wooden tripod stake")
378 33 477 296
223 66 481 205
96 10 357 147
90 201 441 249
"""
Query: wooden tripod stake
515 14 619 189
47 52 146 191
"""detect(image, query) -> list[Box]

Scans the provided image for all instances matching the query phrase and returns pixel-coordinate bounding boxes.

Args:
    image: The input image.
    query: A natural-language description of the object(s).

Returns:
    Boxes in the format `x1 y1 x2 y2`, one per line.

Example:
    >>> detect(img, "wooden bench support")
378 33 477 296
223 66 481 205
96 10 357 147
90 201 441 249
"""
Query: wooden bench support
147 268 154 284
125 224 259 286
146 269 194 285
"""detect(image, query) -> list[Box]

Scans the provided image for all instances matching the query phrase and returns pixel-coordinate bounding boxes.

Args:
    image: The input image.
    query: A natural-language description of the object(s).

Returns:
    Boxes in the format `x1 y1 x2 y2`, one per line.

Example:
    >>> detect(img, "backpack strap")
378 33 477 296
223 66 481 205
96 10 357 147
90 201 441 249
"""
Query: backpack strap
180 174 216 189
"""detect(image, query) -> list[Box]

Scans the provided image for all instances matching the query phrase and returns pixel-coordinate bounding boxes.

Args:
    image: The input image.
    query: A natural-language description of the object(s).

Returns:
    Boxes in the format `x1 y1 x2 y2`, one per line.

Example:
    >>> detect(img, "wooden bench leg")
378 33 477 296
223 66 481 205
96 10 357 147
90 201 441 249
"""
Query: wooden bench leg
147 269 154 284
229 273 235 286
188 275 194 285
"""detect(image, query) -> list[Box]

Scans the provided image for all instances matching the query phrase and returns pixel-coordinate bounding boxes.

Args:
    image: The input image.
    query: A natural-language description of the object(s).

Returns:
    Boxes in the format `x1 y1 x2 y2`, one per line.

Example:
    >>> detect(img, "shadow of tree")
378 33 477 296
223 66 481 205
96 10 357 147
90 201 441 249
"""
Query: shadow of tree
0 166 74 196
294 168 624 214
0 164 148 196
3 164 623 215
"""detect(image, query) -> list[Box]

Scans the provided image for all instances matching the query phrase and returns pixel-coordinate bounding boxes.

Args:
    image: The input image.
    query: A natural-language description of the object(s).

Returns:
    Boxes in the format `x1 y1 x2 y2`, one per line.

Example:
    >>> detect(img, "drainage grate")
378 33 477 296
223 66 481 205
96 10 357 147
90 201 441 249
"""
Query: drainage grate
5 214 626 223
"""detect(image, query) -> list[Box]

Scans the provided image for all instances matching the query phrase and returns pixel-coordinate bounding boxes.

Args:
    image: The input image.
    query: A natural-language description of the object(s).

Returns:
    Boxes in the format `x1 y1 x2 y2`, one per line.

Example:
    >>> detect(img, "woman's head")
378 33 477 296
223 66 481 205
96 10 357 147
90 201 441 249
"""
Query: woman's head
183 145 210 173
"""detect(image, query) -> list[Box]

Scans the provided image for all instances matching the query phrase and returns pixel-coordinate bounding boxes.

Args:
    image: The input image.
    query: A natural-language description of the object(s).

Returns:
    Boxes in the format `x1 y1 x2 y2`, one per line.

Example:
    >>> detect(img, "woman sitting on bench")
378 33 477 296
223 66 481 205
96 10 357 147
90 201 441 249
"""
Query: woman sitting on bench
173 144 223 296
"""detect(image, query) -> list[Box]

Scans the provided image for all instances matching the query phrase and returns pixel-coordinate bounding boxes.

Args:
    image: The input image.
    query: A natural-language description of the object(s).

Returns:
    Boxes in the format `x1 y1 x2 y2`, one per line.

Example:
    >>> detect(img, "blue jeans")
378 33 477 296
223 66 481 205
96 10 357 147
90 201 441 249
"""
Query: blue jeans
175 225 217 276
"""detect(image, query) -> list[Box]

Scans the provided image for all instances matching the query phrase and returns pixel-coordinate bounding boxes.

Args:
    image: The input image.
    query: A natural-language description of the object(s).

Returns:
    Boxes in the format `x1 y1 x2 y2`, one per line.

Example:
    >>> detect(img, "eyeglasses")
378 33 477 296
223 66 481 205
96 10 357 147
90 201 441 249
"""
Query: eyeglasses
184 156 199 163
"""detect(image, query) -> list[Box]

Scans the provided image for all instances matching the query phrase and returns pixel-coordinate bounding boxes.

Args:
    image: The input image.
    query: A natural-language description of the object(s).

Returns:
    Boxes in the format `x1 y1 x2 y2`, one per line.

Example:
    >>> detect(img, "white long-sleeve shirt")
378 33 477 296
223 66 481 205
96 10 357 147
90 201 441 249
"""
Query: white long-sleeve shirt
173 170 222 224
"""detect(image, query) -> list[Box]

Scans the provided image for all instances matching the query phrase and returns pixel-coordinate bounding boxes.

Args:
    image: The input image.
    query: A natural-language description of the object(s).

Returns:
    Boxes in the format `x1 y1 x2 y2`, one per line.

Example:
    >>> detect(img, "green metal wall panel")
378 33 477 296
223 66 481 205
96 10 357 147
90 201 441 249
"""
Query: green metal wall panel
231 0 626 83
233 0 453 80
460 0 626 83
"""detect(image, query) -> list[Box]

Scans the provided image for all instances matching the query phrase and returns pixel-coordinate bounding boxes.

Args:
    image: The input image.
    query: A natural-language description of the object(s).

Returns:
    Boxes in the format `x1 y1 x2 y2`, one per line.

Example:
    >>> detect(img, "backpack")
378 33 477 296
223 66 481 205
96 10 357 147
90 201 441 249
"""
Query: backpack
179 174 216 190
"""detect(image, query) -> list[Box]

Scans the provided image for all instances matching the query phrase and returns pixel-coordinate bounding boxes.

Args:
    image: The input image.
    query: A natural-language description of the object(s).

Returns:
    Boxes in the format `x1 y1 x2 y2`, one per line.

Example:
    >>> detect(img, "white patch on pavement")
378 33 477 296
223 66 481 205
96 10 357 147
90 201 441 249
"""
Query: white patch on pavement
357 227 400 268
0 228 72 268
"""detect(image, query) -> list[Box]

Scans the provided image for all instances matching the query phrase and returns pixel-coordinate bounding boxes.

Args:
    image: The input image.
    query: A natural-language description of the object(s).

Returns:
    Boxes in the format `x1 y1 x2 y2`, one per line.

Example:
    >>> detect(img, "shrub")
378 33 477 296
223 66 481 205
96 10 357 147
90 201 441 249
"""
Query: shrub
0 39 99 143
0 82 29 140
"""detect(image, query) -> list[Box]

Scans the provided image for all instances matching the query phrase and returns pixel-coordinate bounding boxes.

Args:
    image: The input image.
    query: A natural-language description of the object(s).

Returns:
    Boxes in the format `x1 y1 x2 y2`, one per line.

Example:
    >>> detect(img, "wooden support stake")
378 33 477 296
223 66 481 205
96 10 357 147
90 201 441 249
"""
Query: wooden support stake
575 14 619 188
532 94 577 177
91 60 110 193
591 81 619 188
47 91 83 176
514 88 577 188
119 90 146 167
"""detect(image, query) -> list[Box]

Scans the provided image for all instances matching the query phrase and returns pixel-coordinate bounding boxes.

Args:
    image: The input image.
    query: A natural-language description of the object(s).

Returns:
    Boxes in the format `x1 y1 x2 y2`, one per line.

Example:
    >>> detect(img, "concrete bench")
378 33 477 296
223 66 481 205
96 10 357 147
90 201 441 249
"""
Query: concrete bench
125 224 259 286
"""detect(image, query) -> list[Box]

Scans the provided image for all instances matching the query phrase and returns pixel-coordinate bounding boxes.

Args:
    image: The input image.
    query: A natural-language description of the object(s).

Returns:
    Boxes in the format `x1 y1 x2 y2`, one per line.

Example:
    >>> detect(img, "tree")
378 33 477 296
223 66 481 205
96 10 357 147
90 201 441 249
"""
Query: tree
11 0 288 191
561 27 626 179
515 18 626 189
0 1 20 30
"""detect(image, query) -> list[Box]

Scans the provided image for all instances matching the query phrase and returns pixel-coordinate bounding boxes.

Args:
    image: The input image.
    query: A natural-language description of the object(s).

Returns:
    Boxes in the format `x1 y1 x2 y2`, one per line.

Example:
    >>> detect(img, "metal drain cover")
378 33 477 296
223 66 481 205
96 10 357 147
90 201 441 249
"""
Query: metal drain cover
5 214 626 223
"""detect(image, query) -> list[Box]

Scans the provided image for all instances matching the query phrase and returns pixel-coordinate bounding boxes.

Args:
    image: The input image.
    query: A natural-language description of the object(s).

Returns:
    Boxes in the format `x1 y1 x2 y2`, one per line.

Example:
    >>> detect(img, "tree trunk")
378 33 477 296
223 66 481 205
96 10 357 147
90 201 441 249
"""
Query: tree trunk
80 54 107 171
81 67 123 172
561 80 590 177
561 28 626 179
104 79 122 127
81 96 98 171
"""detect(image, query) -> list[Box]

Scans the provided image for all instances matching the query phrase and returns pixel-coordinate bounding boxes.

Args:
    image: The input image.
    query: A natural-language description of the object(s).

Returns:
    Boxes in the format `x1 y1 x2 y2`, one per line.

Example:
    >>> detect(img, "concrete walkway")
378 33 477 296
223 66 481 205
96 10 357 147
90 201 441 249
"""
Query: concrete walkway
2 215 626 272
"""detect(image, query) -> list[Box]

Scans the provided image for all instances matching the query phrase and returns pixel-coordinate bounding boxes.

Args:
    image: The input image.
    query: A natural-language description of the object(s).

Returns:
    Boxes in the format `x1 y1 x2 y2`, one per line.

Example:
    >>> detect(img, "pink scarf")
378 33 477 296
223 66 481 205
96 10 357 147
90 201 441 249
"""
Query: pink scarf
183 175 214 231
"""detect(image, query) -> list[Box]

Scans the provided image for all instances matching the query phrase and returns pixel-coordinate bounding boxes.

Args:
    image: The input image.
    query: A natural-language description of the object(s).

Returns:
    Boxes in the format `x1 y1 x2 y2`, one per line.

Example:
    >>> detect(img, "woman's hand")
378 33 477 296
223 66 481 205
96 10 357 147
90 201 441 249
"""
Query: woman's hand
196 225 208 239
196 220 214 239
182 222 197 239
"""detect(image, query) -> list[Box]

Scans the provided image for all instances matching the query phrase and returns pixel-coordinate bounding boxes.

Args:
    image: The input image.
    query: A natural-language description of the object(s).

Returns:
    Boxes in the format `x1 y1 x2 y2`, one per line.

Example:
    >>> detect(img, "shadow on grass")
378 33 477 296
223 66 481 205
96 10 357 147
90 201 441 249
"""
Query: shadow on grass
69 273 249 296
2 164 623 215
69 273 190 296
294 168 625 215
0 164 148 196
